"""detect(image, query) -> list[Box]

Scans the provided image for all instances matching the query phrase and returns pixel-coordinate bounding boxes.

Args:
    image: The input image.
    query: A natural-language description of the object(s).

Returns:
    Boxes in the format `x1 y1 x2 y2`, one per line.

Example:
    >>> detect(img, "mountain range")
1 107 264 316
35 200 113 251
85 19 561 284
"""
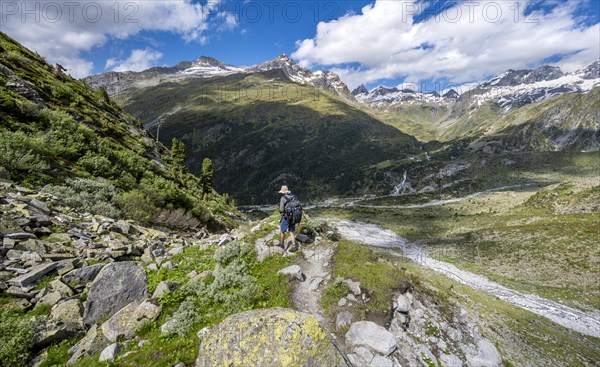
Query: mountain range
83 53 600 203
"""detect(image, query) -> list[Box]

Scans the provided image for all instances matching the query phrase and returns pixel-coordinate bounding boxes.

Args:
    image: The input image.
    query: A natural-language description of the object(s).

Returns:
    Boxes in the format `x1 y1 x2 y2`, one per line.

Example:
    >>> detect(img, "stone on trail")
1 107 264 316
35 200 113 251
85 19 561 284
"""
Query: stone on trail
83 261 148 326
345 321 397 356
277 265 306 281
336 311 354 330
195 308 347 367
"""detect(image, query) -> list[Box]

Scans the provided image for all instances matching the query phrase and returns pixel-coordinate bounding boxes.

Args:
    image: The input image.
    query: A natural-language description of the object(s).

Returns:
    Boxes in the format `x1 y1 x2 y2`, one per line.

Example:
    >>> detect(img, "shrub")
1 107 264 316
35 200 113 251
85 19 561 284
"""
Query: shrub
50 83 74 100
119 189 159 224
77 152 112 177
0 308 37 366
39 109 96 160
0 130 49 178
42 178 121 217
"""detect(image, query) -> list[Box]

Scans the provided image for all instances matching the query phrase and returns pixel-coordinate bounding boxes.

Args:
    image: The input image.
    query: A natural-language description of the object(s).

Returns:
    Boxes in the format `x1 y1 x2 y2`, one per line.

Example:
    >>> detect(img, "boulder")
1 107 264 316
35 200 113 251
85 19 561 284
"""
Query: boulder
99 343 122 363
195 308 346 367
27 199 51 215
370 355 394 367
61 264 105 286
67 325 110 365
295 233 310 243
36 291 62 308
83 262 148 326
152 281 181 299
395 294 411 313
10 262 57 287
466 339 503 367
344 279 361 295
100 299 162 342
440 353 463 367
345 321 397 356
336 311 354 330
51 299 84 332
277 265 306 281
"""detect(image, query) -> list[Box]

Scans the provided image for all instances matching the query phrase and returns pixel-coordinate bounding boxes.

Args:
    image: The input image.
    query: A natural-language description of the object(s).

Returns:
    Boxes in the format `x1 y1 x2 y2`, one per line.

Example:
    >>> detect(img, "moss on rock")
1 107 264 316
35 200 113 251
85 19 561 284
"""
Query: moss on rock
195 308 348 367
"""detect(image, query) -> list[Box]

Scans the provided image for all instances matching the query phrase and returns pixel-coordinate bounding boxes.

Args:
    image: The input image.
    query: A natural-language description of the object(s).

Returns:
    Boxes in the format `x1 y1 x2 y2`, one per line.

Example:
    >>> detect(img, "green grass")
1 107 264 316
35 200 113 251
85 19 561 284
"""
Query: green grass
322 240 409 320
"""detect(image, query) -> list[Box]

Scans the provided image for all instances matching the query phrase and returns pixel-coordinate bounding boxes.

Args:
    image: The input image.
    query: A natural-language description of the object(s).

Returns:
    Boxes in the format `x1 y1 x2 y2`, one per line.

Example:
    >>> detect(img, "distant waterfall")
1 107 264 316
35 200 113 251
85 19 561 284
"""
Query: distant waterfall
392 170 408 196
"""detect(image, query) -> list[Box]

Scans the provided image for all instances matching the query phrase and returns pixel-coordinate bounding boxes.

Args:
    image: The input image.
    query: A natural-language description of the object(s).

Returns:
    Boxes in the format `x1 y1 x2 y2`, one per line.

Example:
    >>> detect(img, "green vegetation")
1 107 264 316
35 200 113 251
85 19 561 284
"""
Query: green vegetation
320 179 600 311
0 307 38 366
118 69 422 203
0 32 235 230
323 240 408 321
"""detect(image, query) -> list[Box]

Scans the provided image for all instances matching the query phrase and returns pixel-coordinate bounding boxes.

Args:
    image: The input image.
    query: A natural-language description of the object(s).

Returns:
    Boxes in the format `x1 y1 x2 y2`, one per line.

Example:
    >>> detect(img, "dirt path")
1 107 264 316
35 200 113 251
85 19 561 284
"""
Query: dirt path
290 243 335 327
333 220 600 339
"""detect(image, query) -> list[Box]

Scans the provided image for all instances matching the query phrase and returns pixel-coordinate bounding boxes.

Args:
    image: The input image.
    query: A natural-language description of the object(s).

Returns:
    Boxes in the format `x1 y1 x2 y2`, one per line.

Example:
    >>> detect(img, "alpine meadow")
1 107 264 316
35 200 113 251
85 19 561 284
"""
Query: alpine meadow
0 1 599 366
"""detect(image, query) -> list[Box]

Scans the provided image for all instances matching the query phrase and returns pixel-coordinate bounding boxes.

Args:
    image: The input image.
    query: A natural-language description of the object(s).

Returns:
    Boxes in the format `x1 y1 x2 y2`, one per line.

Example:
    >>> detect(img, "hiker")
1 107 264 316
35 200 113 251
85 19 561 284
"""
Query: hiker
278 185 300 252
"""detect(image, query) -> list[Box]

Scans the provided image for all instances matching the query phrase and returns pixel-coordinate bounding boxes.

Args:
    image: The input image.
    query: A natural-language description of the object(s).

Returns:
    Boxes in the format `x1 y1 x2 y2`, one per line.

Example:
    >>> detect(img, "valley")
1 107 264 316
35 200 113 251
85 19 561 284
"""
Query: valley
1 29 599 367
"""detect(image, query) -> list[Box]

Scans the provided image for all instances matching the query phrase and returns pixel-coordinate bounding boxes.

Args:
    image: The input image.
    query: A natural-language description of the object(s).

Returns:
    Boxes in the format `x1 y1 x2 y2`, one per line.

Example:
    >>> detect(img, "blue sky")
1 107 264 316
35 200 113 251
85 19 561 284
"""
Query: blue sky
2 0 599 91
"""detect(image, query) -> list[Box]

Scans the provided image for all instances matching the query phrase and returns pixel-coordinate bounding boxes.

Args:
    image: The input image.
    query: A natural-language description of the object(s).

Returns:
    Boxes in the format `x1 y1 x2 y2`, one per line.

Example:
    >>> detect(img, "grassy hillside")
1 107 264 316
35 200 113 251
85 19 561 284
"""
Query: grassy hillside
376 88 600 151
119 70 423 204
0 32 235 229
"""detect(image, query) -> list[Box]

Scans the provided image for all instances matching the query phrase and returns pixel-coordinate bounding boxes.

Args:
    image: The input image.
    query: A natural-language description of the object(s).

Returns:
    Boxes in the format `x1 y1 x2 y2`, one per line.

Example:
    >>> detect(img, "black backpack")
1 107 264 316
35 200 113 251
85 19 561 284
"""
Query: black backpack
284 194 303 225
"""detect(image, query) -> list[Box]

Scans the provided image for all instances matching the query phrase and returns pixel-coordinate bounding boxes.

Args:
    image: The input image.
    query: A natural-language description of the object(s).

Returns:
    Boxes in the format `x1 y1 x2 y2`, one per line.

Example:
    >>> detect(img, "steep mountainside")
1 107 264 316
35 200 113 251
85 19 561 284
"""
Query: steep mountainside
120 69 422 203
0 32 235 229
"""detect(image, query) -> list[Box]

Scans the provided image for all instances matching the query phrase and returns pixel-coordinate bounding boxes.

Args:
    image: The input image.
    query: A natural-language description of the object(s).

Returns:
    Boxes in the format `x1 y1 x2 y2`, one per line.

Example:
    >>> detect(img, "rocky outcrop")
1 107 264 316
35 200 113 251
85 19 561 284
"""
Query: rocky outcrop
195 308 348 367
83 261 148 326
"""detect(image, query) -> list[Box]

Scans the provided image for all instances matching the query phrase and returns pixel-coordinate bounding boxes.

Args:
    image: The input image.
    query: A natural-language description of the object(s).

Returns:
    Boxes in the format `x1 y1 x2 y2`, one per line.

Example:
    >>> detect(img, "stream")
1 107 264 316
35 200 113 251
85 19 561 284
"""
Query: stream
333 220 600 339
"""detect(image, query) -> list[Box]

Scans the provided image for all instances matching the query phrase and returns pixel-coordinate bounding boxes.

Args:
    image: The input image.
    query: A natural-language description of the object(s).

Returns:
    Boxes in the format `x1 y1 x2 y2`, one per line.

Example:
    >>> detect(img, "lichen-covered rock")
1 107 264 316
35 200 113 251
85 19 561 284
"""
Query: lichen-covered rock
100 299 162 342
83 262 148 326
195 308 347 367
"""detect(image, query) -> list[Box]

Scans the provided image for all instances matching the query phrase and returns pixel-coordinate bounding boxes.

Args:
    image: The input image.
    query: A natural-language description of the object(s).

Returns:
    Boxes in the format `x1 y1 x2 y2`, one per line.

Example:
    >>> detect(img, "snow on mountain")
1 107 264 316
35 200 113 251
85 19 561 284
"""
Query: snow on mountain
179 56 245 77
468 62 600 110
355 61 600 111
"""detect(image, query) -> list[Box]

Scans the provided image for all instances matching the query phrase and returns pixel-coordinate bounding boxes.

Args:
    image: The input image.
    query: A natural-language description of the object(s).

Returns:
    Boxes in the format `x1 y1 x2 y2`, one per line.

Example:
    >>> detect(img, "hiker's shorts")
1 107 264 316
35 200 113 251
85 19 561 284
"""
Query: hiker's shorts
280 217 296 233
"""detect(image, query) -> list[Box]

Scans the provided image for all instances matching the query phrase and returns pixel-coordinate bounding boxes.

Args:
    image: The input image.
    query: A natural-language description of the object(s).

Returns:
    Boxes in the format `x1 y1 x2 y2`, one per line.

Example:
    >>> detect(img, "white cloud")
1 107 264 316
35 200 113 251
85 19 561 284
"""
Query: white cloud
292 0 600 89
105 48 163 72
1 0 225 77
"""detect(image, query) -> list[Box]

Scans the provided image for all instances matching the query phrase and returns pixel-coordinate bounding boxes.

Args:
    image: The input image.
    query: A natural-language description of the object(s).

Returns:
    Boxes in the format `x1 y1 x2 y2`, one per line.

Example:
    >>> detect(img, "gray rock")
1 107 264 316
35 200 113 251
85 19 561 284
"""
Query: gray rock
67 325 110 365
338 298 347 307
50 279 74 297
295 233 310 243
51 299 84 332
99 343 122 363
217 234 229 247
83 262 148 326
100 299 162 342
395 294 411 313
277 265 306 281
197 326 211 339
467 339 503 367
6 249 23 260
62 264 105 286
370 355 394 367
10 262 57 287
147 263 159 271
345 279 361 295
161 261 175 270
27 199 51 215
36 291 62 308
112 221 131 234
152 281 181 299
336 311 353 330
354 346 374 364
345 321 397 356
167 247 184 256
6 232 37 240
440 353 463 367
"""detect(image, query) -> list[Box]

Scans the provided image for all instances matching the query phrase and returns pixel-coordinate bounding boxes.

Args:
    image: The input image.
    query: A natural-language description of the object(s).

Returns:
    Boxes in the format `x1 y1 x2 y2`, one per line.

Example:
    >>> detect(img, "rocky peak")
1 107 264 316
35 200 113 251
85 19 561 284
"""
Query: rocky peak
580 60 600 80
443 89 459 99
351 85 369 96
484 65 564 87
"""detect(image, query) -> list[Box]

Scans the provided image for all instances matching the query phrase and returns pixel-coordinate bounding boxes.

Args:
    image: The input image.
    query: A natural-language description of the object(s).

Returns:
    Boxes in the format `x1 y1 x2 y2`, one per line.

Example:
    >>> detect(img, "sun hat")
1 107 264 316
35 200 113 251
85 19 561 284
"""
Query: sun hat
278 185 290 194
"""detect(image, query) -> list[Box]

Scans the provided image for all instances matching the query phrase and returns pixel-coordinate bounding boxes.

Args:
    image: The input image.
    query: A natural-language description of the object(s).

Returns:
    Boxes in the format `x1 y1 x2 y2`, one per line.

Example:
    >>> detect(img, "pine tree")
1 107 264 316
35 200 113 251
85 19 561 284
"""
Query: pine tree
171 138 186 182
99 86 111 105
200 158 213 198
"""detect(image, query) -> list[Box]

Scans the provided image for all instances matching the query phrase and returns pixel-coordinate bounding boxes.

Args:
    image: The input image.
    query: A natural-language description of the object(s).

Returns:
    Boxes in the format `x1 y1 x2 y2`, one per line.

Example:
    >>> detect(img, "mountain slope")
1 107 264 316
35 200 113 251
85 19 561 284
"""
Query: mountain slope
120 69 422 203
0 32 235 229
